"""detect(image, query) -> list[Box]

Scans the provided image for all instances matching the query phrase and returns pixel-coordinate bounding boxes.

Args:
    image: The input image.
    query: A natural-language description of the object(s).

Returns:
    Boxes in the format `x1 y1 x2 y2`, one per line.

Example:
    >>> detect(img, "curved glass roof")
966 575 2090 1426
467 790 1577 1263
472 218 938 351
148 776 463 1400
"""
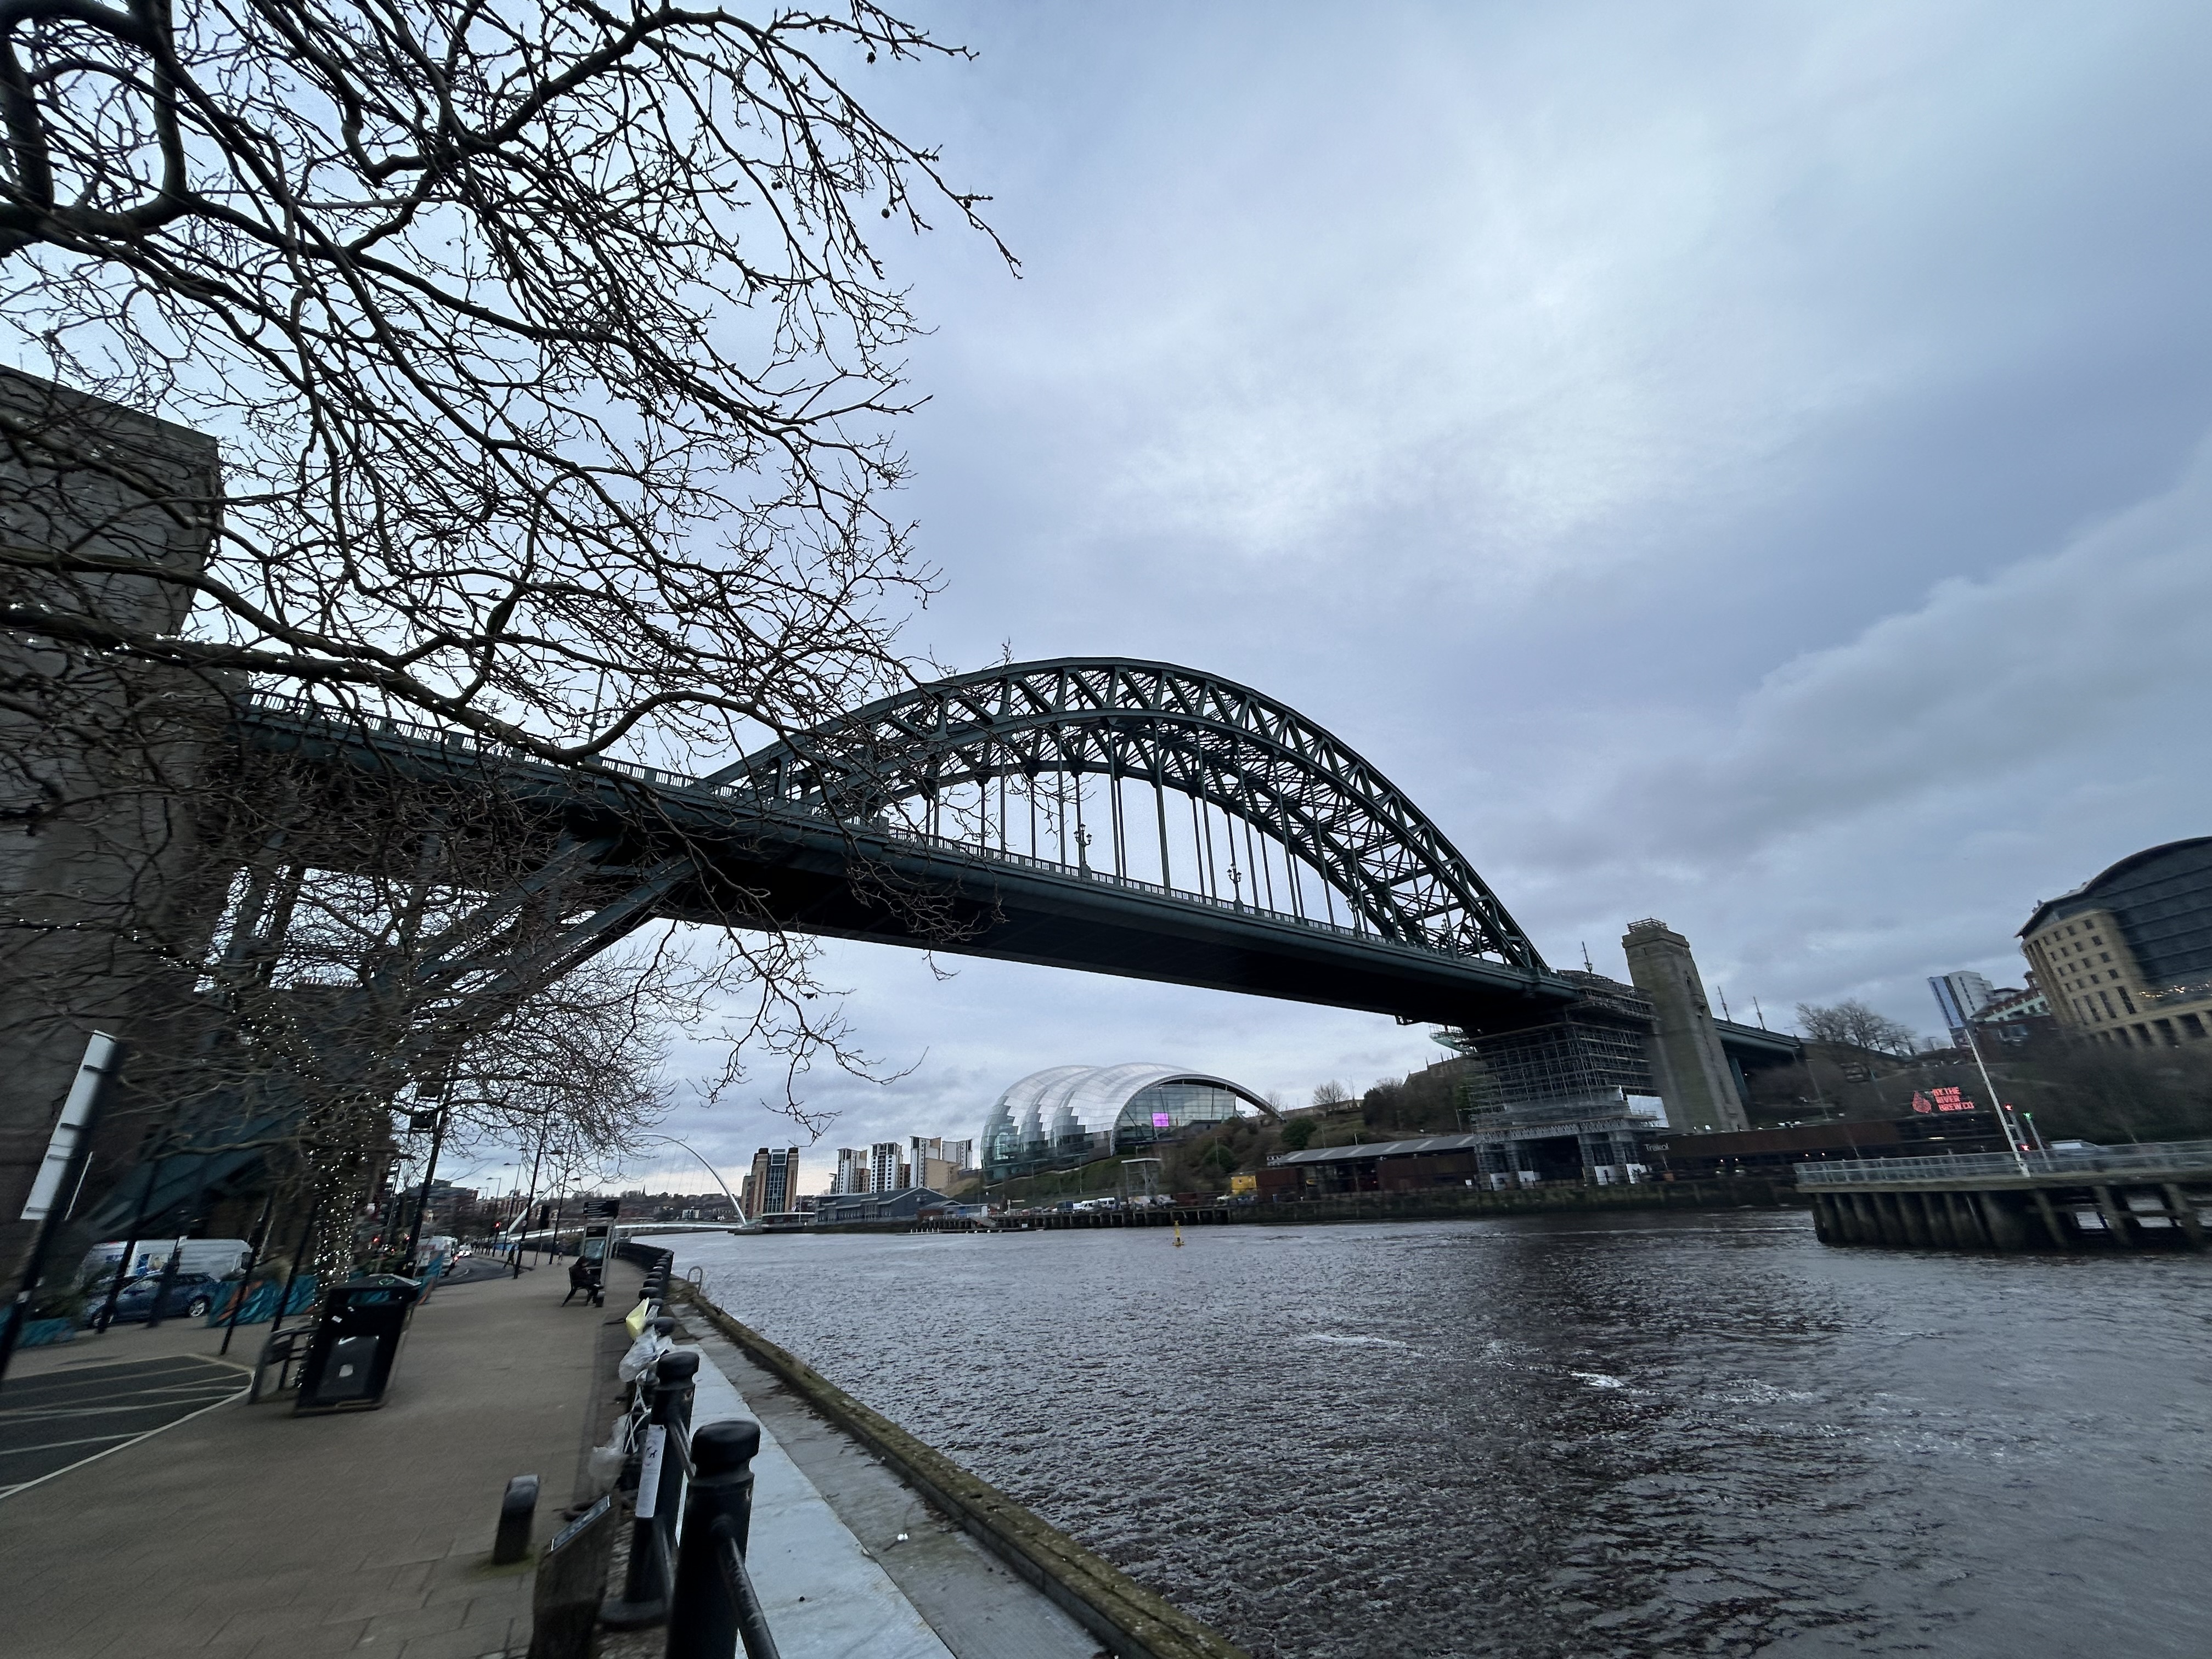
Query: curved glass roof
983 1063 1273 1160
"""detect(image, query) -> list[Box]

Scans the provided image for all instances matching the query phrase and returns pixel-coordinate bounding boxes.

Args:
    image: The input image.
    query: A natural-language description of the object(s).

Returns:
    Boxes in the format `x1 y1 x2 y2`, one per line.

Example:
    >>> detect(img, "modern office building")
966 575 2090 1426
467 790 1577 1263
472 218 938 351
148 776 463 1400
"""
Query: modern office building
1928 972 1996 1042
2019 837 2212 1047
740 1146 800 1217
1966 984 2053 1045
981 1064 1273 1177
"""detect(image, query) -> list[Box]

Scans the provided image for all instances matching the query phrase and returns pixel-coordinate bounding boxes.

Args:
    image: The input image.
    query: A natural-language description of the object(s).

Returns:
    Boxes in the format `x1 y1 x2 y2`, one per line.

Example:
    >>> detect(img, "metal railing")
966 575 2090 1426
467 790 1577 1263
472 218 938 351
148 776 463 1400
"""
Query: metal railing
598 1240 779 1657
867 819 1511 961
1795 1138 2212 1186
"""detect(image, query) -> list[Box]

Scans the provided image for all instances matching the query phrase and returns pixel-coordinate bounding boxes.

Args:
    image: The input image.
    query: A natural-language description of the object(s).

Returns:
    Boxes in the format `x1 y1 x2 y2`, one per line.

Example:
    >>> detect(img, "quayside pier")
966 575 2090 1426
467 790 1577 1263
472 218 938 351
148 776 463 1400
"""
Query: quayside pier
1799 1139 2212 1251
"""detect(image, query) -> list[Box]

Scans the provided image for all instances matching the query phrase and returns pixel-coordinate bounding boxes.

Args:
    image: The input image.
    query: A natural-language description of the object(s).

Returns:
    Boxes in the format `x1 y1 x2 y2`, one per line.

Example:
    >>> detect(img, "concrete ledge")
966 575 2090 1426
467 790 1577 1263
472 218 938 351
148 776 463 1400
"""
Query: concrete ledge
672 1285 1250 1659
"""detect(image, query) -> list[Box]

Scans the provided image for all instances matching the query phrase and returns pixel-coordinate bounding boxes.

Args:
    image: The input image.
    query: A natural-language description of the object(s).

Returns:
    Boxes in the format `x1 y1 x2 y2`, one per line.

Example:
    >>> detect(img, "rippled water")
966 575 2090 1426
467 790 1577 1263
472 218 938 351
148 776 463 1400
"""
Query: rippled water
674 1211 2212 1658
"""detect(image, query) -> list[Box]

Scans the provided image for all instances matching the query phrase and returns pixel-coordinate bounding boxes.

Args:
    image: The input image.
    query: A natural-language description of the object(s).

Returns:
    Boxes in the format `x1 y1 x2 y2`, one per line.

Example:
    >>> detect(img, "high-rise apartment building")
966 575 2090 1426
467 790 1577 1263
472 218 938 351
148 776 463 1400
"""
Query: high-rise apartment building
907 1135 964 1194
1928 972 1996 1042
832 1147 869 1195
867 1141 906 1195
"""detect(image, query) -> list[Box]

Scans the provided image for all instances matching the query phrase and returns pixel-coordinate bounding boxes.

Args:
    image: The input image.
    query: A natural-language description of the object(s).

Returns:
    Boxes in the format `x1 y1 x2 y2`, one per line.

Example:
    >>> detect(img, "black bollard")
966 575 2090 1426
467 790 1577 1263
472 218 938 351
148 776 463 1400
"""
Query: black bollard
493 1472 539 1565
601 1350 699 1628
665 1419 763 1659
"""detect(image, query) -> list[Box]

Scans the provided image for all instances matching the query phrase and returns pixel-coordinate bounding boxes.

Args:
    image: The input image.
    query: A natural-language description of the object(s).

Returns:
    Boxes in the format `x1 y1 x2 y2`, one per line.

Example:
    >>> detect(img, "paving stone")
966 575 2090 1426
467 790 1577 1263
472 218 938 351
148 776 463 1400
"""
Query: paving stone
391 1624 522 1659
358 1600 475 1643
319 1585 441 1623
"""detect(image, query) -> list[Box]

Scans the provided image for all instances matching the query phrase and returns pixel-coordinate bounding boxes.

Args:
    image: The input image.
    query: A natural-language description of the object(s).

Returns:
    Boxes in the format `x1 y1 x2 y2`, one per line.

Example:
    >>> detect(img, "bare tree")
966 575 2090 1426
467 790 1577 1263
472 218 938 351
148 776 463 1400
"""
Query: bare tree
1795 1000 1920 1057
2 0 1009 755
0 2 1009 1289
1310 1080 1352 1109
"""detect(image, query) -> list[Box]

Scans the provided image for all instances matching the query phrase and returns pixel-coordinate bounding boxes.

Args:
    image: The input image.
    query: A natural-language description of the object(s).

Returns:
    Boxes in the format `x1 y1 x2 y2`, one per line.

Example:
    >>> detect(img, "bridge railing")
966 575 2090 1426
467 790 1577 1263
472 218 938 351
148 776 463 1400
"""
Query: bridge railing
866 817 1492 956
240 689 708 793
1795 1139 2212 1185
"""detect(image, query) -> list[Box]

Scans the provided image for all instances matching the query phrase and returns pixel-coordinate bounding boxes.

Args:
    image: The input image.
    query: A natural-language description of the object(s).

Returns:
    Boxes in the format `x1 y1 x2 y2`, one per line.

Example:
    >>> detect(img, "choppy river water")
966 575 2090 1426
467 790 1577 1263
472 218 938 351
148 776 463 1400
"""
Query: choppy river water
673 1211 2210 1658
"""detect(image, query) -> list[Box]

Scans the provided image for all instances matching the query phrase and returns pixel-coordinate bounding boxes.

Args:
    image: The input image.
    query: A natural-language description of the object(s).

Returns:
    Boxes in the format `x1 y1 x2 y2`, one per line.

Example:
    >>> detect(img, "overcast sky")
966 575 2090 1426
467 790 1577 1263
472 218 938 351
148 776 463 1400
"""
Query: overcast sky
508 0 2212 1198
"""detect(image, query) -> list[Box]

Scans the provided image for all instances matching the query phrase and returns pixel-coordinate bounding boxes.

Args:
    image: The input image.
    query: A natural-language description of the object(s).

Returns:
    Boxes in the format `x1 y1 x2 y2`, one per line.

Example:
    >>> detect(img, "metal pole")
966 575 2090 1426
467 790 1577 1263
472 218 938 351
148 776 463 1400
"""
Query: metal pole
512 1123 548 1278
0 1034 121 1385
602 1350 699 1628
269 1187 323 1337
1110 769 1124 878
219 1189 277 1356
92 1130 168 1333
1961 1022 2032 1176
146 1150 213 1332
403 1108 449 1269
1154 775 1171 888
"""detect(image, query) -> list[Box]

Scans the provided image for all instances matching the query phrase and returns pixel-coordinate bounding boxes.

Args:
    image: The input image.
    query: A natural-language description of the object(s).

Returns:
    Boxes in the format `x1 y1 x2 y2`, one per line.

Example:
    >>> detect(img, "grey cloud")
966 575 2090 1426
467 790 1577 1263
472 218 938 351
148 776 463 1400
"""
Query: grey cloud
599 1 2212 1180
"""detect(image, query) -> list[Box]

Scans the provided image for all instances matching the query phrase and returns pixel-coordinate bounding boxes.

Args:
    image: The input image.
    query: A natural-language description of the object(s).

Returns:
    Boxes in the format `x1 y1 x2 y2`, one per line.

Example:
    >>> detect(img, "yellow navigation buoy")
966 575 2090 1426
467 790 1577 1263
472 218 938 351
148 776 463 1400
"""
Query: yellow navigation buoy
1173 1220 1184 1248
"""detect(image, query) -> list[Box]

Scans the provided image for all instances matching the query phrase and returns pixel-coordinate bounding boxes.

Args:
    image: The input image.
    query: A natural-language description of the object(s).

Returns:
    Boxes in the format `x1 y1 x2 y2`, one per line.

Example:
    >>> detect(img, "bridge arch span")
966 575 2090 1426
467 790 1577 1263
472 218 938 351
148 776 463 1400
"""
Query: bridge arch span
718 659 1544 970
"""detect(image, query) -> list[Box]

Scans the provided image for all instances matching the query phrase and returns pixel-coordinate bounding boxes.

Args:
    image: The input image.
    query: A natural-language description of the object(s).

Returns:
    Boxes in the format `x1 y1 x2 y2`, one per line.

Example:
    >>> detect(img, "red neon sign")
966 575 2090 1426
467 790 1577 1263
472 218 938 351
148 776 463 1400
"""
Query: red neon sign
1909 1086 1976 1114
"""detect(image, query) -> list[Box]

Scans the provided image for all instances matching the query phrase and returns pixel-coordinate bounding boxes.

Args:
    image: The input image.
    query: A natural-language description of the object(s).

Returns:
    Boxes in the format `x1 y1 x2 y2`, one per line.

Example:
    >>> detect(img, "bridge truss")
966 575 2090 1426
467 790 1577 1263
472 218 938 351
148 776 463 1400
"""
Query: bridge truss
715 659 1545 971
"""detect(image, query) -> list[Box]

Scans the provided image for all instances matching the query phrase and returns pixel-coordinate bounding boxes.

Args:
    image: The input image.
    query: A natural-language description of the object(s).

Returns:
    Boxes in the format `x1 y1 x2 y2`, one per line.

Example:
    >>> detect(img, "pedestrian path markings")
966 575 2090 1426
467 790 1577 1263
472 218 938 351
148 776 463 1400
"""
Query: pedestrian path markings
0 1355 249 1498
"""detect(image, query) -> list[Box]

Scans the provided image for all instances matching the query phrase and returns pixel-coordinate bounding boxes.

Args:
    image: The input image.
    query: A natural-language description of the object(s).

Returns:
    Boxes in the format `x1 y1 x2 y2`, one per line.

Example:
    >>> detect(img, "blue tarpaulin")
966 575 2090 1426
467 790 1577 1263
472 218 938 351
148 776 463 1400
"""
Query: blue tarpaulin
204 1276 319 1326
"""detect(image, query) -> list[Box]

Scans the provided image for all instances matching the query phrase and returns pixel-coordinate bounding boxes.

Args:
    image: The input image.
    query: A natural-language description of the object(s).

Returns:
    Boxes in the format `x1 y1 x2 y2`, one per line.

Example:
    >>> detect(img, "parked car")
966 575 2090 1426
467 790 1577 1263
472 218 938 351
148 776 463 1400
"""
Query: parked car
87 1272 227 1328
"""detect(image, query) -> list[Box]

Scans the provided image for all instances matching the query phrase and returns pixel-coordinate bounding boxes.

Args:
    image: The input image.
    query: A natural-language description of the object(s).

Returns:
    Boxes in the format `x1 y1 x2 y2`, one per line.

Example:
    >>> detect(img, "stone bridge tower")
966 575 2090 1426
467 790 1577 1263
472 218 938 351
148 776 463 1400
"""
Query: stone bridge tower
1621 918 1750 1133
0 368 227 1280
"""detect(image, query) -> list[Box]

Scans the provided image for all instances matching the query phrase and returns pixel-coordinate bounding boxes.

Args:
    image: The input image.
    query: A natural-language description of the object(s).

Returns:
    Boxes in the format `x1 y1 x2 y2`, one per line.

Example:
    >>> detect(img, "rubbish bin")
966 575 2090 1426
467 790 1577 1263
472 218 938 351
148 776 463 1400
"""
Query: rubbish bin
294 1273 423 1414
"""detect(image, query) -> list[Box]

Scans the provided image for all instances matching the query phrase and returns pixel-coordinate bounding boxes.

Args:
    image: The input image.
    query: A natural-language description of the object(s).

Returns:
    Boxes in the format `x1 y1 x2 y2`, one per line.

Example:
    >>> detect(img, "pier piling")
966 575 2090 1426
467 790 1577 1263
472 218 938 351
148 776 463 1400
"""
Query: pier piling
1799 1141 2211 1253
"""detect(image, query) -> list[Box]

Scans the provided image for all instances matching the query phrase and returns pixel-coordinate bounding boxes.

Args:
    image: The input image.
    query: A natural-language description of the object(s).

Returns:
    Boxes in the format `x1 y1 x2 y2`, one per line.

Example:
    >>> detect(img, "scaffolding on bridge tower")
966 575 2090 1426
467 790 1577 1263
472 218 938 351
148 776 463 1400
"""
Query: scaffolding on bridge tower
1440 972 1660 1122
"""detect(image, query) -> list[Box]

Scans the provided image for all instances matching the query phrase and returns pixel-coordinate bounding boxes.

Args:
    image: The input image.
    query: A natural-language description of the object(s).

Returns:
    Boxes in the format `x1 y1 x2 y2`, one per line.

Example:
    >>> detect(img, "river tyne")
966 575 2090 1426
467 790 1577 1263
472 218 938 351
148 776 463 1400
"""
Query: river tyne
674 1211 2209 1658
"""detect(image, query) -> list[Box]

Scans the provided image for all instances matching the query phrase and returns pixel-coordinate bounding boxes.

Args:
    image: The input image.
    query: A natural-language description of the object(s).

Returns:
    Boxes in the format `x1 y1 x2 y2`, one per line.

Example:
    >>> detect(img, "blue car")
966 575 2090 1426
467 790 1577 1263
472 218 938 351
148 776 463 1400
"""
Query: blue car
87 1273 226 1328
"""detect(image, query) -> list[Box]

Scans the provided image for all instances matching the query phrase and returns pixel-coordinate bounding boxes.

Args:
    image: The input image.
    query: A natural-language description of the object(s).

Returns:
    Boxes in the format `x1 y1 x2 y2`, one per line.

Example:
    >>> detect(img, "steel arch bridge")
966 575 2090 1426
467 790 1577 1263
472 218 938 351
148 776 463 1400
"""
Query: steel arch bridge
224 654 1581 1095
713 658 1544 972
95 656 1807 1235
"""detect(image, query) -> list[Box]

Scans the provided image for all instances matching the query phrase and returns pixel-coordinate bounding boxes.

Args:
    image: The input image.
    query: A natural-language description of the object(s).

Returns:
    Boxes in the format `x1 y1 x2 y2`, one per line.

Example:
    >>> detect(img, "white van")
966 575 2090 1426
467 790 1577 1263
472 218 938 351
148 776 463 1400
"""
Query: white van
84 1238 253 1284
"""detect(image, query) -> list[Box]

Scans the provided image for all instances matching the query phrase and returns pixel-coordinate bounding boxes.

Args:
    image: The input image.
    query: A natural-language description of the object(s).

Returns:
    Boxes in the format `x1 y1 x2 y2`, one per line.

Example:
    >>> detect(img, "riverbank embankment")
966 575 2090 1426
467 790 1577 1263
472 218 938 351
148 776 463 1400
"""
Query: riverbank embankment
841 1173 1799 1235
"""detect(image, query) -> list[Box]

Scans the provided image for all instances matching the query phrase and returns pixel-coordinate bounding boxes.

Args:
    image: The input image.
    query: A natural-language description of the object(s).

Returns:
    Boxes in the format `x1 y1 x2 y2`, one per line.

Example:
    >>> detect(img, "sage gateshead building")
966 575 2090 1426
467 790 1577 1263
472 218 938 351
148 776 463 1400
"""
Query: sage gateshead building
982 1064 1276 1177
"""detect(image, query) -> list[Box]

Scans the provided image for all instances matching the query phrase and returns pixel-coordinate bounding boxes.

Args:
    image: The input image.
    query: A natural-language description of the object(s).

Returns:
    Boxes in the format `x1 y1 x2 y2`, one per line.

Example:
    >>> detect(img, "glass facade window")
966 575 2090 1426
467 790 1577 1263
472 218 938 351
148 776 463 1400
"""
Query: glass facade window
981 1064 1269 1172
1114 1081 1244 1146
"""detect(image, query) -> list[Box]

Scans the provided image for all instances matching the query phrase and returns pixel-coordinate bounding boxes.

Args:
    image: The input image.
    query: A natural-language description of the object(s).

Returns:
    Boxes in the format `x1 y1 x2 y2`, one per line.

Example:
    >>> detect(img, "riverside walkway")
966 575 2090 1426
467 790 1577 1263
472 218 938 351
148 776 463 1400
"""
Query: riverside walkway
3 1250 1128 1659
2 1262 618 1659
